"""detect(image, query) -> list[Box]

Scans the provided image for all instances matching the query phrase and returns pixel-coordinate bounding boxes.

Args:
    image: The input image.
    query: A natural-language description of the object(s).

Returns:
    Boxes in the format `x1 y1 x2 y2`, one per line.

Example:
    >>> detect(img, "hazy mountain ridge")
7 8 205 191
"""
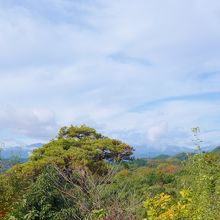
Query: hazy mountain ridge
1 142 219 159
0 143 43 159
134 145 217 158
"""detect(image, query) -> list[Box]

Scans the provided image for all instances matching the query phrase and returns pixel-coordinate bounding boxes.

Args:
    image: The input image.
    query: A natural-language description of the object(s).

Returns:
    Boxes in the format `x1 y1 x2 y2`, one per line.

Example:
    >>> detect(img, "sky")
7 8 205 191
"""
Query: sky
0 0 220 153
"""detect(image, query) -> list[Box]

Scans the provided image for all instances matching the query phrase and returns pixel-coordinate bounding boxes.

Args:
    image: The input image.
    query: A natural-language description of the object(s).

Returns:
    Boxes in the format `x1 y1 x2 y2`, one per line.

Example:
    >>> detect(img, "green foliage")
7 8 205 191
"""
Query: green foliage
103 166 178 218
8 125 133 181
26 125 133 176
170 152 192 161
3 125 220 220
212 146 220 154
0 125 134 219
121 159 147 170
142 128 220 219
181 152 220 219
153 154 170 160
143 152 220 220
57 125 104 140
90 209 107 220
5 166 81 220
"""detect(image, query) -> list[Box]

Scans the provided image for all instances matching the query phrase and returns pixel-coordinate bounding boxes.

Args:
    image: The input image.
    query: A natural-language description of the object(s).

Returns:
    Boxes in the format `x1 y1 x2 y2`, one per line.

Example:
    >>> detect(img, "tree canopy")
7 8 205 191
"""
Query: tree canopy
13 125 133 176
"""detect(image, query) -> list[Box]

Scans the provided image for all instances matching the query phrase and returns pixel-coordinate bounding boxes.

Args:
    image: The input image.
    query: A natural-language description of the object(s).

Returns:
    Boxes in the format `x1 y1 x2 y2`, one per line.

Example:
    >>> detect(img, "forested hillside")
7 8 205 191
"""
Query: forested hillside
1 126 220 219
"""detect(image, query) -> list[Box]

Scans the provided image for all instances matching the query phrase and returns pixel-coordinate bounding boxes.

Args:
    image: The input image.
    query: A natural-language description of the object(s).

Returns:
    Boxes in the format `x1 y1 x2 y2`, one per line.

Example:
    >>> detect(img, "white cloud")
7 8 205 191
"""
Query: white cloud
0 107 57 140
147 122 168 143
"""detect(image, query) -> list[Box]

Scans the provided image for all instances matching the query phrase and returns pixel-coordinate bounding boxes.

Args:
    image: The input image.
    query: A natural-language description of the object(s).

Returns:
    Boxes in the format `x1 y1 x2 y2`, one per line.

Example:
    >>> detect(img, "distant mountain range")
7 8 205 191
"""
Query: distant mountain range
1 142 219 160
0 143 43 159
134 145 217 158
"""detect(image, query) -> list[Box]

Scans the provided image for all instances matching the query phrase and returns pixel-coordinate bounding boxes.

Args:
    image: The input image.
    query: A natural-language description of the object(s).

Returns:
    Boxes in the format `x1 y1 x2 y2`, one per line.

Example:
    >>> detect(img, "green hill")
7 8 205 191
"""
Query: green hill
212 146 220 153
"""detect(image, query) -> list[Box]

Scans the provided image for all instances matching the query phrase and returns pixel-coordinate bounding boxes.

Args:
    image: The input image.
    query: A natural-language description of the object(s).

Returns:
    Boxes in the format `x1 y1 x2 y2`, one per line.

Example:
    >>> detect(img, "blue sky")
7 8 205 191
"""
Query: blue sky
0 0 220 153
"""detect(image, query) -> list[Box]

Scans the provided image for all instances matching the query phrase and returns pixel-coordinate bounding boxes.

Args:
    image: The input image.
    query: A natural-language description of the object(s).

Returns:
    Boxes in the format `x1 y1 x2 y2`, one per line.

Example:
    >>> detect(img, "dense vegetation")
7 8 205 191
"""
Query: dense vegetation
0 125 220 219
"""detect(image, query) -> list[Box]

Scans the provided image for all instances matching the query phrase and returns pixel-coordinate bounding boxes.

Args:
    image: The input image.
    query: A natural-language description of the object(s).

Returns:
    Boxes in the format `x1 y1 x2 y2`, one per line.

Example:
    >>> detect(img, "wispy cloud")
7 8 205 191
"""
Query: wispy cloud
132 92 220 111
